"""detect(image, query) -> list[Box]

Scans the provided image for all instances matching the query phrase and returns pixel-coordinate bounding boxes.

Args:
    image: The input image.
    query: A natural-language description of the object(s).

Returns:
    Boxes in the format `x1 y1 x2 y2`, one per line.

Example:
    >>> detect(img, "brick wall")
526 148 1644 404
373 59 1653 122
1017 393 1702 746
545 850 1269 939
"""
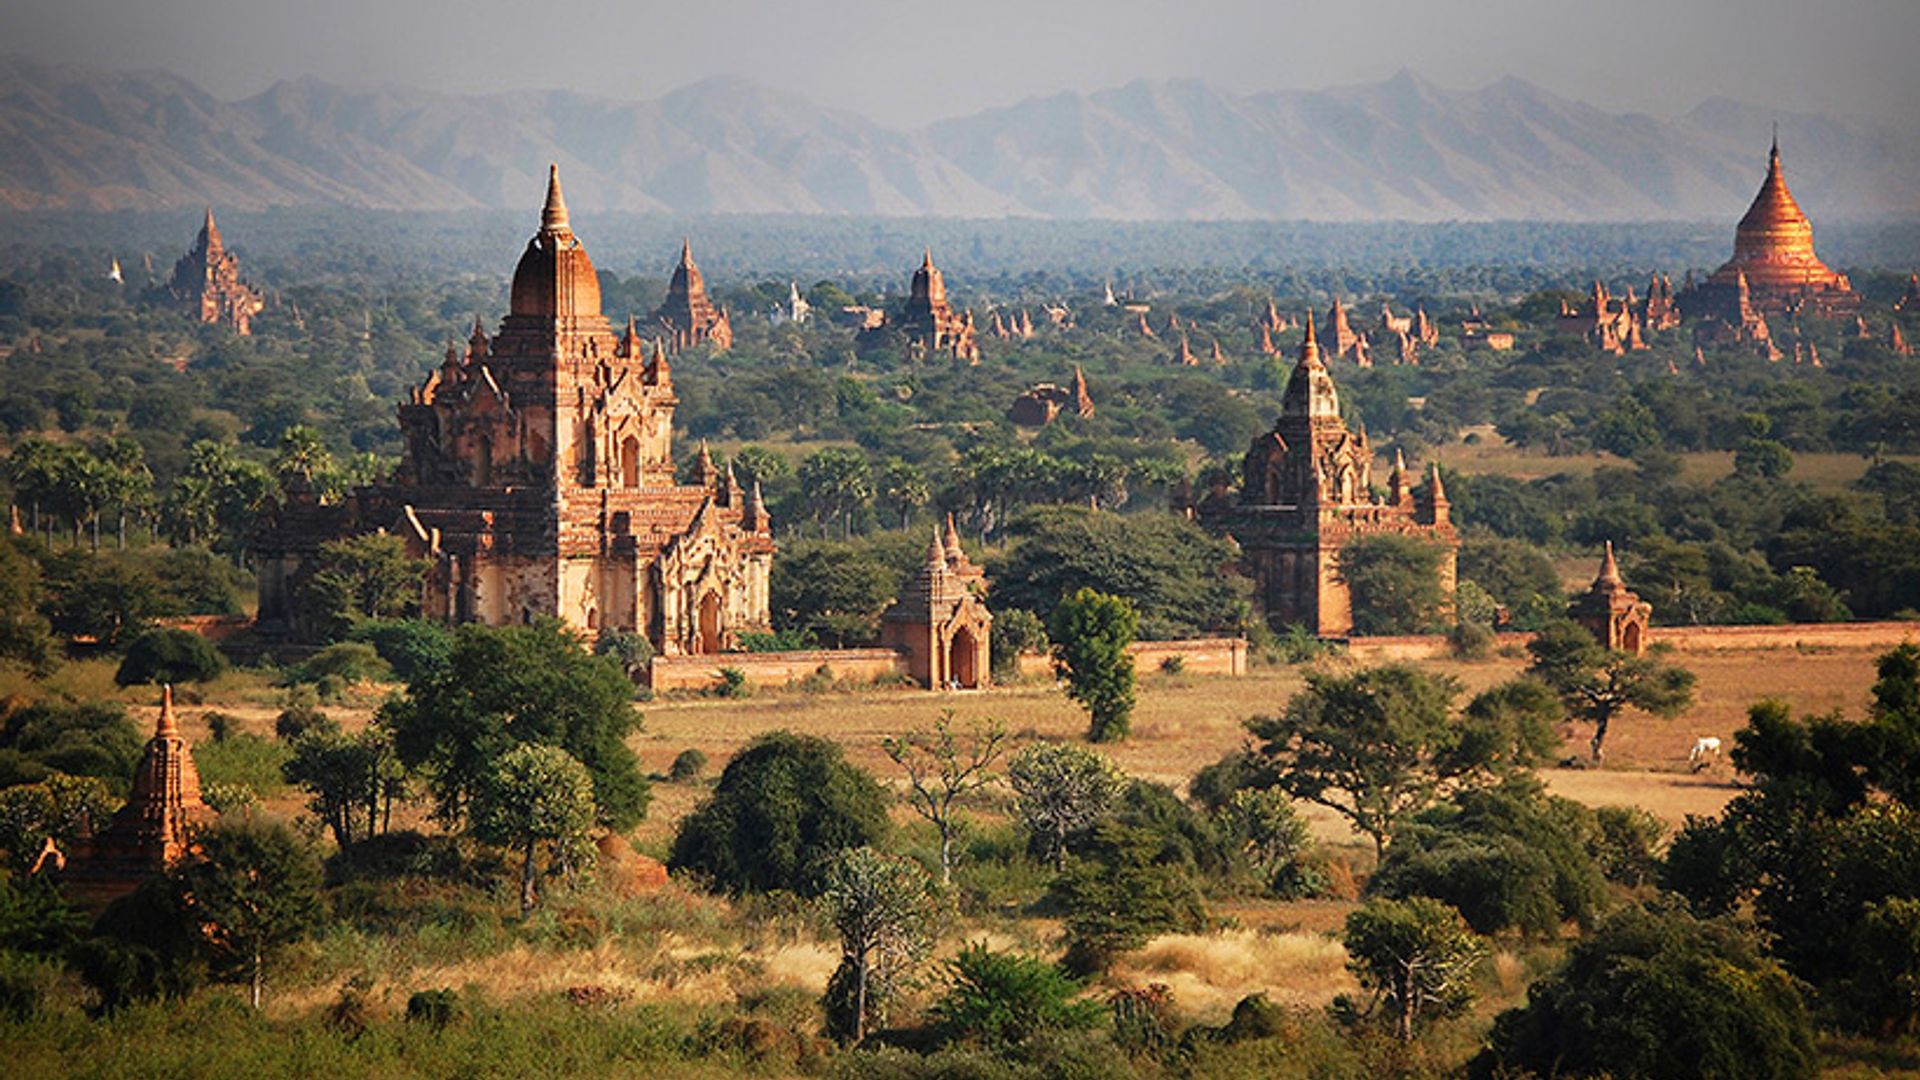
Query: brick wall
646 648 907 692
1015 637 1250 680
1344 621 1920 662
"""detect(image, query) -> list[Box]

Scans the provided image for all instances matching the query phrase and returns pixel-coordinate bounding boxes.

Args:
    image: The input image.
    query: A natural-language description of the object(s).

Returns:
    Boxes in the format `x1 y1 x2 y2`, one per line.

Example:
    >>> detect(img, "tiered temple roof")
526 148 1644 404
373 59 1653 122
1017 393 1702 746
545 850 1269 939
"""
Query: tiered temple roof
652 239 733 353
163 208 265 334
63 686 216 908
1688 138 1858 318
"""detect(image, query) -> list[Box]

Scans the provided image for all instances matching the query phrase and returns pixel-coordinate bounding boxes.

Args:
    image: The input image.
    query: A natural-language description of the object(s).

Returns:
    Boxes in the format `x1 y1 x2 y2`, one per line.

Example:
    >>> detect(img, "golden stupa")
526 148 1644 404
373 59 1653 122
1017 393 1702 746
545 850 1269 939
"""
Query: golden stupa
1694 136 1858 317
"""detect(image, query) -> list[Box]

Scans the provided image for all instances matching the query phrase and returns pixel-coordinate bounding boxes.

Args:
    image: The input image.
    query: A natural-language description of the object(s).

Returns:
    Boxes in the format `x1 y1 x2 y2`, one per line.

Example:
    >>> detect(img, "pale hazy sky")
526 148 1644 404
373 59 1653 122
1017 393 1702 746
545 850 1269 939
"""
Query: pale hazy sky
5 0 1917 126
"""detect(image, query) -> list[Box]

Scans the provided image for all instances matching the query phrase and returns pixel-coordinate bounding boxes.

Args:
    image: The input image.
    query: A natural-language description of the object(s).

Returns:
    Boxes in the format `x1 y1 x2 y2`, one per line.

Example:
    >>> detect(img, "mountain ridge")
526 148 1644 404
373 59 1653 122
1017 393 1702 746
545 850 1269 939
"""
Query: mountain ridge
1 55 1913 221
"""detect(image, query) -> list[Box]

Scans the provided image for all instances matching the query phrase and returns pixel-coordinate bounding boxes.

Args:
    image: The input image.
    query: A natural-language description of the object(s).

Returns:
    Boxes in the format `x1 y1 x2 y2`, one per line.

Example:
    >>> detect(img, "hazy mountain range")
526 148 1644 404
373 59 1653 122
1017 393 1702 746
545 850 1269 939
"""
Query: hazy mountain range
2 55 1915 221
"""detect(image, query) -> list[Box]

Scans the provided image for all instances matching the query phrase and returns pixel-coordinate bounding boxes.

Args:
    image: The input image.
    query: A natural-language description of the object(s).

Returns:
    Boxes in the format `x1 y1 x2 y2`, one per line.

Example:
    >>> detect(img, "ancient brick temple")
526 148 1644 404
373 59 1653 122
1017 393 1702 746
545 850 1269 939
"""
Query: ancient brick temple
880 517 992 688
162 208 265 335
896 249 981 363
62 686 216 910
1684 137 1859 320
257 167 774 653
652 239 733 353
1571 542 1652 655
1202 314 1457 636
1007 366 1094 427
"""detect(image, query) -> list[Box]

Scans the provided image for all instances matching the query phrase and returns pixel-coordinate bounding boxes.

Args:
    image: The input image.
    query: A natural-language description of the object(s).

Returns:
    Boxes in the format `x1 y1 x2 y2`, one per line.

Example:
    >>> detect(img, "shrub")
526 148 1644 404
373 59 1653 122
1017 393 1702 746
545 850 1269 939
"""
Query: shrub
668 731 890 896
0 701 143 792
347 618 454 681
273 703 334 742
1158 655 1185 675
593 629 655 679
1340 897 1484 1042
201 781 258 815
114 628 225 686
407 987 463 1029
0 950 51 1020
713 667 751 698
1109 983 1179 1059
1476 903 1815 1080
930 942 1101 1048
294 641 390 685
1446 620 1494 660
1052 822 1208 975
989 608 1048 681
668 748 709 782
1592 805 1665 887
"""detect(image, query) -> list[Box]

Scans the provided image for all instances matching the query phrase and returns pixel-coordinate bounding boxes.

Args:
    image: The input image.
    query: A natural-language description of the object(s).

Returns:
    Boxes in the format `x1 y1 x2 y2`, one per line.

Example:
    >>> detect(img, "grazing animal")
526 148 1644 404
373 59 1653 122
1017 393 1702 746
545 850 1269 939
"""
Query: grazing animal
1688 736 1722 772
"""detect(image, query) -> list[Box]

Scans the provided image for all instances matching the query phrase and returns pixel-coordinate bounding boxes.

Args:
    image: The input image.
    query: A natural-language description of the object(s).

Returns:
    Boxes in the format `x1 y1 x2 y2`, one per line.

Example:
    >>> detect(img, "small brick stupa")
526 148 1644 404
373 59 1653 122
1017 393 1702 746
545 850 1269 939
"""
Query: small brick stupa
1570 542 1652 656
63 686 216 910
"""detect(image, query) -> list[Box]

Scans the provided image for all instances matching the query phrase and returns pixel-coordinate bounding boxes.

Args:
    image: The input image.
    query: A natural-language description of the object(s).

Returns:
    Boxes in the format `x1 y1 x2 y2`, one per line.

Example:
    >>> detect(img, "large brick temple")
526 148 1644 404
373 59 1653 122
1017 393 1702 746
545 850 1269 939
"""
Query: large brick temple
162 208 265 335
1202 314 1456 636
257 167 774 653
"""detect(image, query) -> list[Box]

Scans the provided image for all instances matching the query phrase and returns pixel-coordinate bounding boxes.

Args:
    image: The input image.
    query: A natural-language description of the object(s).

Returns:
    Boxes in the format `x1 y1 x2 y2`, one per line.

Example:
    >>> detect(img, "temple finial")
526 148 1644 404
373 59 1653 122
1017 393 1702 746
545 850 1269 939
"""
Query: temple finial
157 684 179 739
542 164 569 231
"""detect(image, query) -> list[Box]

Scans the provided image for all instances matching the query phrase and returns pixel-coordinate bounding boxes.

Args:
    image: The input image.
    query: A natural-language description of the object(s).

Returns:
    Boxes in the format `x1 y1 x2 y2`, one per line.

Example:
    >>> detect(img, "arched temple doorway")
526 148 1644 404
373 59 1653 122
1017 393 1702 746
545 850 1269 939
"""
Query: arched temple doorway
949 626 980 689
620 436 640 488
696 592 722 654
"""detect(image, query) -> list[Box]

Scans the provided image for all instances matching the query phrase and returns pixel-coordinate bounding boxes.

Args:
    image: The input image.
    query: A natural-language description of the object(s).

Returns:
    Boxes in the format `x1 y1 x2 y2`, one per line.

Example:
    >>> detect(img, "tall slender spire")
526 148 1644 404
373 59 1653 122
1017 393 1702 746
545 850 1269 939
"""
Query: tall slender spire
156 684 179 739
541 164 570 232
1299 307 1320 362
201 207 222 251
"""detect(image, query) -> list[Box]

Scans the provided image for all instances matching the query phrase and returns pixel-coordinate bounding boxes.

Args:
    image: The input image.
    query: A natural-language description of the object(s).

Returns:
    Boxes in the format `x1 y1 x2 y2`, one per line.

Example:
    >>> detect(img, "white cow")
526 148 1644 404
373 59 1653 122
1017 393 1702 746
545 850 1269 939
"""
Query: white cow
1688 736 1722 772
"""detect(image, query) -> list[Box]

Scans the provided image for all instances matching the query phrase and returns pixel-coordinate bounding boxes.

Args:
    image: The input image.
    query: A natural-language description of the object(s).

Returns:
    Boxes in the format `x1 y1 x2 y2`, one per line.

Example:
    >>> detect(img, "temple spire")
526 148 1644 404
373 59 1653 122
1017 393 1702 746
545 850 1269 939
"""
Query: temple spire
156 684 178 739
541 164 570 232
1299 307 1320 362
201 207 222 250
1596 541 1623 588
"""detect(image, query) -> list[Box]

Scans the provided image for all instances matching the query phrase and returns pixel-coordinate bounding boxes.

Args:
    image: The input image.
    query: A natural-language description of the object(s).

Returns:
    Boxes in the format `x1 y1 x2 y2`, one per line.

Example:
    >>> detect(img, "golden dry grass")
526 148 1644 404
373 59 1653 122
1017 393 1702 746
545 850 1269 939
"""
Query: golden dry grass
1115 929 1356 1019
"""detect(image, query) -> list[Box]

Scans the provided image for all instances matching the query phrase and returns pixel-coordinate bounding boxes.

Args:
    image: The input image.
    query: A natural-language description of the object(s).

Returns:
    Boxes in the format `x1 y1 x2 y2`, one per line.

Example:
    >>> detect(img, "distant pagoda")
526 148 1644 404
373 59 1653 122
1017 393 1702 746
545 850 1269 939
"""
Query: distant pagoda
652 239 733 353
62 686 216 910
1684 137 1858 320
162 208 265 334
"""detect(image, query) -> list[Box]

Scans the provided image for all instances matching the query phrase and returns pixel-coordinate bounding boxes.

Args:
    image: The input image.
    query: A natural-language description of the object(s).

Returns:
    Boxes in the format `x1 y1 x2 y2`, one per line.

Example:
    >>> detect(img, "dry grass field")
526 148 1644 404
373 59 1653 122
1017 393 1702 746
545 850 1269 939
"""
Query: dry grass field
1429 425 1915 491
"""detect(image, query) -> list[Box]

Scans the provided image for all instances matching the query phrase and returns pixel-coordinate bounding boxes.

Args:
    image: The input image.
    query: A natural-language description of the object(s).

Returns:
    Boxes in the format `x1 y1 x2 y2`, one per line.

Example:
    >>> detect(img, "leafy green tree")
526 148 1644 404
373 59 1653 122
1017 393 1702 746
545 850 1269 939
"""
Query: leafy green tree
0 700 143 791
1247 665 1539 859
930 942 1102 1048
1216 788 1321 899
1007 741 1124 870
1845 897 1920 1037
473 745 598 916
769 542 898 646
883 713 1008 885
1476 903 1814 1080
114 628 225 686
1336 534 1448 635
1526 620 1695 760
821 846 934 1044
1341 897 1485 1042
1457 536 1562 624
592 628 654 680
668 731 890 896
0 539 57 674
877 458 931 528
994 506 1250 638
1049 587 1138 742
170 817 324 1009
798 447 873 537
1734 437 1795 479
39 551 165 647
383 621 648 829
0 774 114 874
1051 821 1208 975
1369 777 1608 936
988 607 1047 681
345 618 454 681
281 726 403 852
295 533 428 641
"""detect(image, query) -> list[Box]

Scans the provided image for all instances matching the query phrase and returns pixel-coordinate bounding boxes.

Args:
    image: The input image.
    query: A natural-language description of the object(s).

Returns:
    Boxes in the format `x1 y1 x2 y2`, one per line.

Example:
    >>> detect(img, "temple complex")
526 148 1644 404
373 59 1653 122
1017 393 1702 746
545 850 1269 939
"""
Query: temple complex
652 240 733 353
61 687 216 910
1007 367 1095 427
256 167 774 654
879 517 992 689
1571 542 1652 655
896 250 981 363
1684 138 1859 320
1202 314 1457 636
1557 281 1642 354
162 208 265 335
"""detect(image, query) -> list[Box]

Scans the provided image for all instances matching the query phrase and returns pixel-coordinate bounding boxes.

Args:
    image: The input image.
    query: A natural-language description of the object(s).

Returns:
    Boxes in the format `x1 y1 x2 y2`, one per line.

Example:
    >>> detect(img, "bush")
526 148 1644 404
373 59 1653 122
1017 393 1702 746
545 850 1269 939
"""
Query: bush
930 942 1102 1048
668 748 708 782
1052 822 1208 975
294 641 391 685
1476 903 1815 1080
668 731 890 896
407 987 463 1029
713 667 751 698
593 629 655 679
1446 620 1494 660
114 628 225 686
0 949 51 1020
989 608 1048 681
202 712 238 743
0 701 143 792
273 703 334 742
347 618 454 681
